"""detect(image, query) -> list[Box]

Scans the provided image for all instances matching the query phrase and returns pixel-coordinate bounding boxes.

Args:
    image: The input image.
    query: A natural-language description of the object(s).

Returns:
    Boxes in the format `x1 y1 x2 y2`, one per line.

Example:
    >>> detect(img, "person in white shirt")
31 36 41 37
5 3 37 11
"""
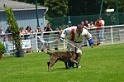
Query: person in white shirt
60 24 94 68
100 17 105 43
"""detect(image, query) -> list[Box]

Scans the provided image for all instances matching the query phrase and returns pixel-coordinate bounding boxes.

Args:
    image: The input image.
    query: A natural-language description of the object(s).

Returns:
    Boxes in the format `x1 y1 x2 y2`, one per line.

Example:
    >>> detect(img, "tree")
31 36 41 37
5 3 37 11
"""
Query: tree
14 0 124 17
4 4 24 57
44 0 68 17
14 0 68 17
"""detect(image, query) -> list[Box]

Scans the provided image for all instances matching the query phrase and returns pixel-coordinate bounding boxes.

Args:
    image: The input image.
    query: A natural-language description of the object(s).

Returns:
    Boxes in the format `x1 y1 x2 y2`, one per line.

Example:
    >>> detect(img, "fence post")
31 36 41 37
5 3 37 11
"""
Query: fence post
35 32 38 52
110 26 114 44
115 0 119 25
68 16 70 22
35 0 39 26
99 0 104 18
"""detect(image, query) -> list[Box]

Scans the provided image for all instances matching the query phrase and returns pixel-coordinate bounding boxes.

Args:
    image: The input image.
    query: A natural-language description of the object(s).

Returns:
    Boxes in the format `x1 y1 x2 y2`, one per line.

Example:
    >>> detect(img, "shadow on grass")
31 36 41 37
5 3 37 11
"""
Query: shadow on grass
50 66 82 72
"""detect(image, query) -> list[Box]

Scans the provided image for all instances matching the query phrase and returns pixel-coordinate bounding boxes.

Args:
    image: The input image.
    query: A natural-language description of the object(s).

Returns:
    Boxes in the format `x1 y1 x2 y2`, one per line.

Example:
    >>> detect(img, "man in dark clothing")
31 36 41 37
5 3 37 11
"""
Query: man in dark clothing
44 23 53 50
5 26 11 33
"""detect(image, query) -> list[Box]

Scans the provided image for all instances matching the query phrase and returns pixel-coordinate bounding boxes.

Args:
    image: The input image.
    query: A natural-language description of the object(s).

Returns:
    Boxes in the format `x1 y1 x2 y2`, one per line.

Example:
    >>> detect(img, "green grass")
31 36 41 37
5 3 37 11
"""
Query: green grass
0 44 124 82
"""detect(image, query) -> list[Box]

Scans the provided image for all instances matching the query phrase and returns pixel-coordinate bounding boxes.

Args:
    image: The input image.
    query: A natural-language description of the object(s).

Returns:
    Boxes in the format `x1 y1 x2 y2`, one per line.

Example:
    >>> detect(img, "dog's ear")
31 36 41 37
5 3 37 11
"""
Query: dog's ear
47 51 52 56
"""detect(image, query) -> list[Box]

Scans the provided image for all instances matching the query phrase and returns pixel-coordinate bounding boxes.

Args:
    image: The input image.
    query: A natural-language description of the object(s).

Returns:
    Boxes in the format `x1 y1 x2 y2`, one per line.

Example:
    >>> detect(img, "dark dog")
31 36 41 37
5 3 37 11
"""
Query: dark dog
47 51 79 71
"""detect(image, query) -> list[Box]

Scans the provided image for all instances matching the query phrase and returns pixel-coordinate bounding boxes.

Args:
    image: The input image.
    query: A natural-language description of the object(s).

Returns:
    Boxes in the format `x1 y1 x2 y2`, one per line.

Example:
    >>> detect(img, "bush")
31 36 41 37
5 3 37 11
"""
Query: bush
0 42 6 55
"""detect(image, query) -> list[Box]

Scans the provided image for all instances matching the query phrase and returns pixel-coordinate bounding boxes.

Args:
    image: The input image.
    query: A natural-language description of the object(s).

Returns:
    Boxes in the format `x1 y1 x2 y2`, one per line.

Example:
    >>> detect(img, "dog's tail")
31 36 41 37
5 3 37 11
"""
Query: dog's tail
41 43 53 56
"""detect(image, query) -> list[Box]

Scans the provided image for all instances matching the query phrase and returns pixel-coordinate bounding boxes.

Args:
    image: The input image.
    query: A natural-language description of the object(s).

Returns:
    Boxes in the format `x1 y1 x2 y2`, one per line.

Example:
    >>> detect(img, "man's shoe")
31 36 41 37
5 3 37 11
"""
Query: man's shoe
76 63 81 68
78 65 81 68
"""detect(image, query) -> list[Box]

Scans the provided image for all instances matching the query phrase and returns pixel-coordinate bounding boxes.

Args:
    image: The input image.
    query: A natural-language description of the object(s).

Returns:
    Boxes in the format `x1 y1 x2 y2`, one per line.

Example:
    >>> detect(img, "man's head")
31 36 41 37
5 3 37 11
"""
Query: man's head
76 24 83 34
46 23 51 28
8 26 11 30
68 21 72 27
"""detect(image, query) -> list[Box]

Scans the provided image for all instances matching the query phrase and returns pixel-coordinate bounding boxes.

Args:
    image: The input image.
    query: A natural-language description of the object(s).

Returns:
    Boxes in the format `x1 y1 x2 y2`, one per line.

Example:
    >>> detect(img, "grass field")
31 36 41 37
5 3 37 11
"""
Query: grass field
0 44 124 82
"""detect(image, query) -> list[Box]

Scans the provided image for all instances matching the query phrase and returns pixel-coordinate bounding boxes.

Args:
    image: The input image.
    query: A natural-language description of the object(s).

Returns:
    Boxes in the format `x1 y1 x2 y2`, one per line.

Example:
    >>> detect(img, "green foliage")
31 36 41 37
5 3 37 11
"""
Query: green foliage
0 42 5 55
14 0 124 17
3 4 22 51
44 0 68 17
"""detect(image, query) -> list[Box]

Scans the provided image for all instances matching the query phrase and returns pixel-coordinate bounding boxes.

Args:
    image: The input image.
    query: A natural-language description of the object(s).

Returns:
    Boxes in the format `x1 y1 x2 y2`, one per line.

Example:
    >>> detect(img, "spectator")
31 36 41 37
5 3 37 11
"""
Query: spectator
44 23 53 50
95 17 105 44
19 26 25 38
88 21 94 28
84 20 90 29
84 20 90 46
54 25 63 50
44 23 53 32
5 26 11 34
36 25 42 33
5 26 11 54
25 26 34 34
24 26 34 39
56 25 63 34
66 21 72 28
60 24 94 68
88 21 94 33
0 26 4 34
36 25 42 52
81 21 85 26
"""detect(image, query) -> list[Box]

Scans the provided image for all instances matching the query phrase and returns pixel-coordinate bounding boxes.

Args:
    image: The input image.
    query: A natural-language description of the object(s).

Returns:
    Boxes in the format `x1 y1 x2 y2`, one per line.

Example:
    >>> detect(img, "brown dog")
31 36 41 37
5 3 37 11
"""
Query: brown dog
47 51 79 71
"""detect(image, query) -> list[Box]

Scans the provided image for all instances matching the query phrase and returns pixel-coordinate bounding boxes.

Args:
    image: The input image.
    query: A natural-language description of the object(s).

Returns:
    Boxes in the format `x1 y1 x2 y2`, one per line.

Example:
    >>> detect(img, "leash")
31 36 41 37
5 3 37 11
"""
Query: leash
63 39 80 49
58 38 80 49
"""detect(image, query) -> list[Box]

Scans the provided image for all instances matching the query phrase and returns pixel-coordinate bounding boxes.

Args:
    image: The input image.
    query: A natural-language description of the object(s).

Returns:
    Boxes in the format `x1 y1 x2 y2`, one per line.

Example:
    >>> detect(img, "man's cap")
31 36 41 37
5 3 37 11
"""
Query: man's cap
68 21 72 24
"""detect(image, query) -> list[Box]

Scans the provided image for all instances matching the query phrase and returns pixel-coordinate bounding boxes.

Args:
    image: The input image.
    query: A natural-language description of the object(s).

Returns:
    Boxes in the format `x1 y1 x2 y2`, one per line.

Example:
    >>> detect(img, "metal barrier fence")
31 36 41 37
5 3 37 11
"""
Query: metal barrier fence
0 31 65 54
0 33 15 55
88 24 124 45
0 24 124 55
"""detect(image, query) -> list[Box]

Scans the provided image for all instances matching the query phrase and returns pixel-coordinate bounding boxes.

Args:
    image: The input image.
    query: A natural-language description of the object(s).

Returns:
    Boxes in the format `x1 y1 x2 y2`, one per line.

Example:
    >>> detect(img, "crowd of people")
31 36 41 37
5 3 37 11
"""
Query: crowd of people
0 17 105 49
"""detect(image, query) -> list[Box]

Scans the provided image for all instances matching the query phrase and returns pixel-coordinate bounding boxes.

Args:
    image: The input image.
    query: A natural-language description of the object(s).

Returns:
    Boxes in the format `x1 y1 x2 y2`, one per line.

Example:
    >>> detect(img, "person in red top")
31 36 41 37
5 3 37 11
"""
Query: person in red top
95 17 105 44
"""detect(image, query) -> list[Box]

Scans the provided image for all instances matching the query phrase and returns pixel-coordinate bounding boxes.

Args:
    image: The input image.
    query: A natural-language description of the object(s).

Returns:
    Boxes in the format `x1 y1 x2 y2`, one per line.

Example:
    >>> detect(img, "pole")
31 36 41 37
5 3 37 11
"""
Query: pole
115 0 119 25
68 16 70 22
35 0 39 26
99 0 104 18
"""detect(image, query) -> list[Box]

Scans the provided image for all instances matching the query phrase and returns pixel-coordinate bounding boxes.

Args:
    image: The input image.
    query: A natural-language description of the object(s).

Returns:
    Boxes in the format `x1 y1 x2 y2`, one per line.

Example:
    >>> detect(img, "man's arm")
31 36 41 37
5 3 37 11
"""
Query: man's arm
85 29 94 47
